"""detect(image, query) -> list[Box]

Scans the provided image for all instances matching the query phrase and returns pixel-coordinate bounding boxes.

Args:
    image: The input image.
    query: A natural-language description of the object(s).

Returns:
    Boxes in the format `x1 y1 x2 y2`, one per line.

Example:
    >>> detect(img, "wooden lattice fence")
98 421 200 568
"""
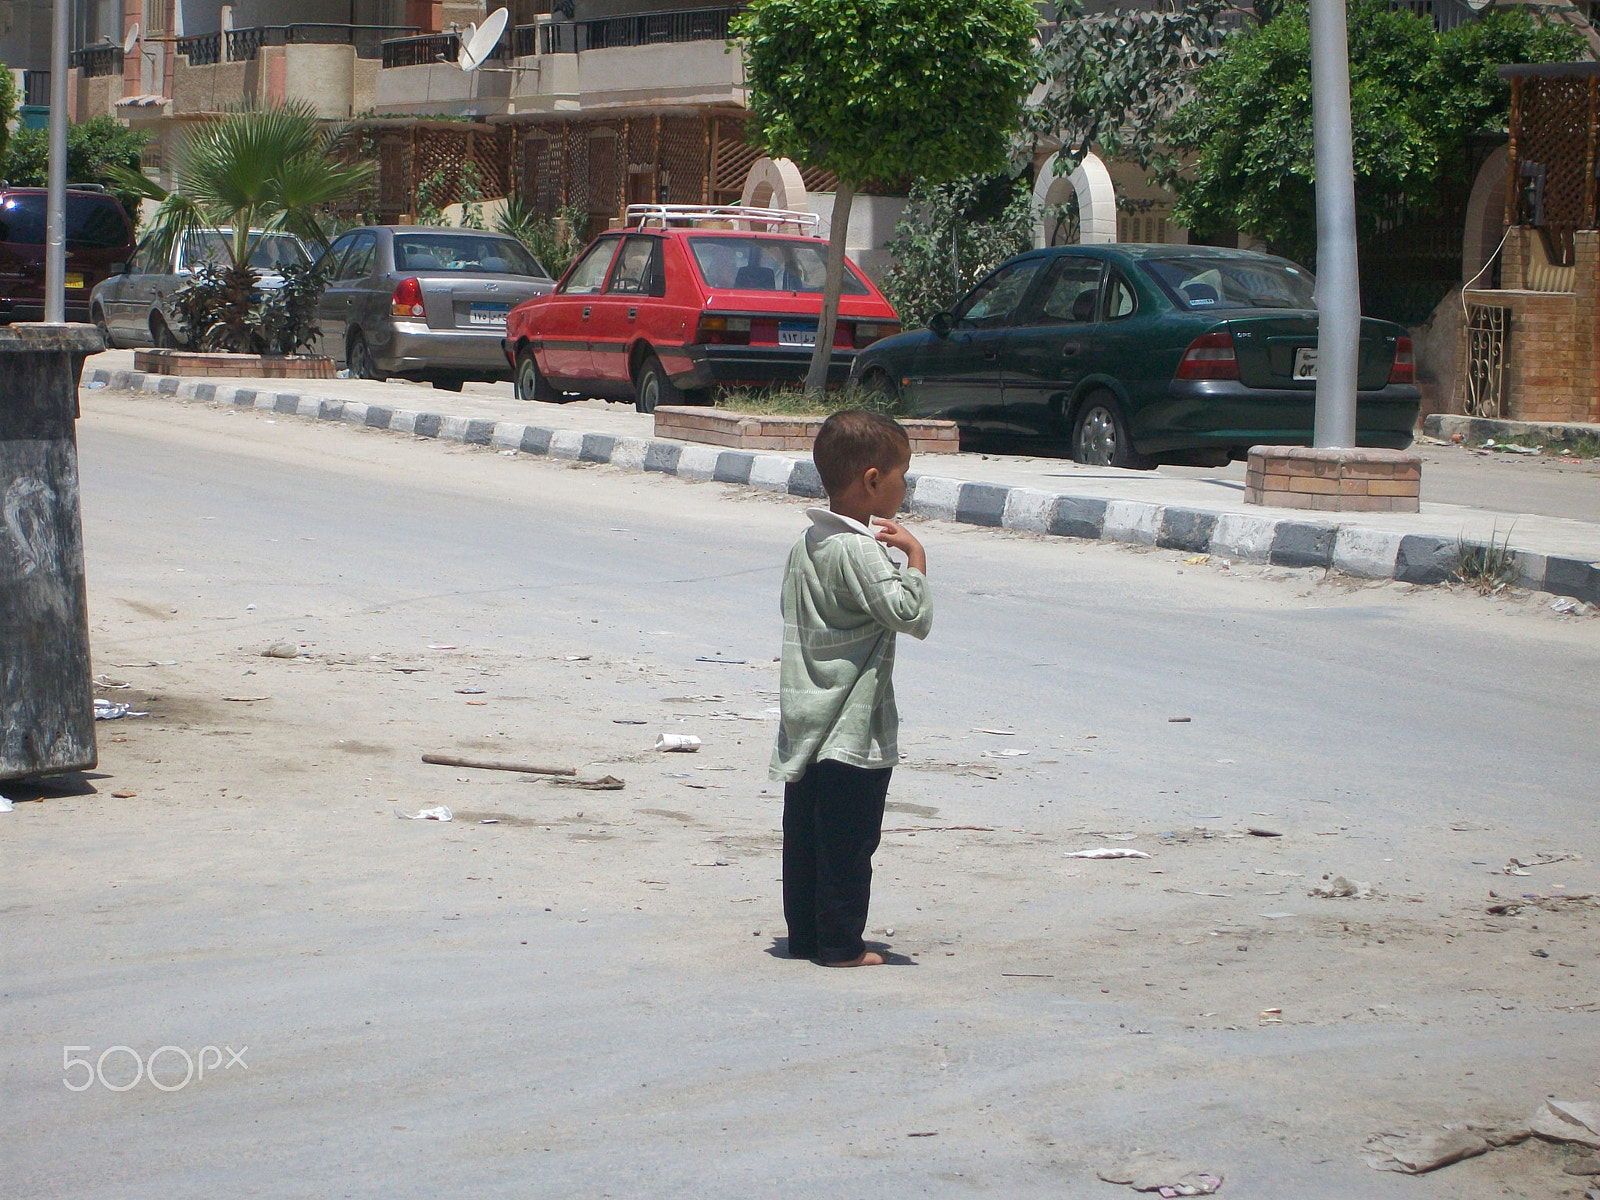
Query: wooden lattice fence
1504 64 1600 267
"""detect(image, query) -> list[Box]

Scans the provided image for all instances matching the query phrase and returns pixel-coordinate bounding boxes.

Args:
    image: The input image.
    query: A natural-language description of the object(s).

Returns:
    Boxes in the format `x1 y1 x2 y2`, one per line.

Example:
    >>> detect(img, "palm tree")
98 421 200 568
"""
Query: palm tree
111 102 373 351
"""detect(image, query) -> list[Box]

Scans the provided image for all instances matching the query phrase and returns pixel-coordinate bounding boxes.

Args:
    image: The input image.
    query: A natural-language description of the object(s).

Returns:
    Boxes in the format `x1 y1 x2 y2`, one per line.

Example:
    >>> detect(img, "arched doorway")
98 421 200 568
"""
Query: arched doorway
740 157 809 215
1462 146 1509 285
1033 151 1117 248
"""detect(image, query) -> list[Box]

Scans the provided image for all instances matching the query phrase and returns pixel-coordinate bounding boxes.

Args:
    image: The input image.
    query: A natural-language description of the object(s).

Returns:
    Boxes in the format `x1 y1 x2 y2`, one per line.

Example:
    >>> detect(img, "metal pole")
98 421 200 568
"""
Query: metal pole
1309 0 1359 448
44 0 72 323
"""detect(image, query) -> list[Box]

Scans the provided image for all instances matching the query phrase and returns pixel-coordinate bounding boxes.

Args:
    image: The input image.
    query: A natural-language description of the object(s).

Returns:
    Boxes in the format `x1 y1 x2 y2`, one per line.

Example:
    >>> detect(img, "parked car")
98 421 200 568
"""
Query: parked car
849 245 1420 468
315 226 555 390
91 228 311 349
0 185 136 325
502 205 902 412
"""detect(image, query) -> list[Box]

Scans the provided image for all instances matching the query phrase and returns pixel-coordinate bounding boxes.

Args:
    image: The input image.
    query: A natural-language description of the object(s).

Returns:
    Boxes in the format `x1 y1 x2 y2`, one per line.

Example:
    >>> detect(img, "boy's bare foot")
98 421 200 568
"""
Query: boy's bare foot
821 951 884 967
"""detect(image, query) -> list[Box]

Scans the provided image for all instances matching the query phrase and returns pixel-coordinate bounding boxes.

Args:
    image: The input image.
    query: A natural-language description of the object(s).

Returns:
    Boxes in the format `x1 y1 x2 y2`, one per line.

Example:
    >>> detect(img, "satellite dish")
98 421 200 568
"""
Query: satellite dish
1465 0 1492 10
459 7 508 72
123 22 140 55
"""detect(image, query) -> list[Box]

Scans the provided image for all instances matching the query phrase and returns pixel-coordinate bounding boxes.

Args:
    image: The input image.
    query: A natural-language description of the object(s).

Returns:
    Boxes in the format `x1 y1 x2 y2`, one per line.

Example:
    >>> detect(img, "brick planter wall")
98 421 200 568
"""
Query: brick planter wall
653 407 959 454
133 350 337 380
1245 446 1422 513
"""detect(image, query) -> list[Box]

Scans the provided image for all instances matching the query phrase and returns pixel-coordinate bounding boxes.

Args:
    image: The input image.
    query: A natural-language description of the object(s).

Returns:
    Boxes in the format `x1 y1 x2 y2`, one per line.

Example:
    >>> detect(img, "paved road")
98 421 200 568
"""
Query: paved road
4 399 1597 1198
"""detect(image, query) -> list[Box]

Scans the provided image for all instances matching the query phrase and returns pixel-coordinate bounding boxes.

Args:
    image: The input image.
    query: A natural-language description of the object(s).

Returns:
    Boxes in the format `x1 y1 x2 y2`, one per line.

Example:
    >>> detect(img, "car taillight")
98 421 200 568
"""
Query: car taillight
853 321 900 348
1388 335 1415 385
1175 331 1239 381
391 277 425 318
697 314 750 345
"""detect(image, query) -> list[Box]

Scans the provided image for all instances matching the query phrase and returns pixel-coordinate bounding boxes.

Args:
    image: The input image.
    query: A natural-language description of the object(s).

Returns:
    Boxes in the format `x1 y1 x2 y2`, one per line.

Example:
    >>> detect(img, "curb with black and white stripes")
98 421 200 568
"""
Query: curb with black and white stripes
86 367 1600 607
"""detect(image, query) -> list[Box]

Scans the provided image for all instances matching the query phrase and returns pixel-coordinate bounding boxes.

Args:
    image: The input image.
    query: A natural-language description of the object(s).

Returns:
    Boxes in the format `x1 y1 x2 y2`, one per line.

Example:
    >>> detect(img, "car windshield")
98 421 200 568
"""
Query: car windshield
0 193 129 248
392 233 547 278
186 232 310 271
688 236 868 294
1141 256 1315 311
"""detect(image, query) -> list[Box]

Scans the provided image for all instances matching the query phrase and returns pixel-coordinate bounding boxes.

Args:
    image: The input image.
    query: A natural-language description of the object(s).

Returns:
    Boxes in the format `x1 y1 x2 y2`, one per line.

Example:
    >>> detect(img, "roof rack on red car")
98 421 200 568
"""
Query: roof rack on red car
624 204 821 235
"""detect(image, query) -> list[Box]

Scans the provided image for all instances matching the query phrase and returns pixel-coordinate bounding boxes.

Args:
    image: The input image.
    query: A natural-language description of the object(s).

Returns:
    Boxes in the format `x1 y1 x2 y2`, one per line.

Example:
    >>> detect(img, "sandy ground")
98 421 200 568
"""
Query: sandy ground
3 394 1598 1198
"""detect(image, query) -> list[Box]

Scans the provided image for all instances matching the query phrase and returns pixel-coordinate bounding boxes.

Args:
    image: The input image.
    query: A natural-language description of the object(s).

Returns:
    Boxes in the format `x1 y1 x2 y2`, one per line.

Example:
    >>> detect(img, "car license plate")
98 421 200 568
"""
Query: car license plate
1293 347 1317 380
65 272 84 289
778 322 816 348
468 302 509 326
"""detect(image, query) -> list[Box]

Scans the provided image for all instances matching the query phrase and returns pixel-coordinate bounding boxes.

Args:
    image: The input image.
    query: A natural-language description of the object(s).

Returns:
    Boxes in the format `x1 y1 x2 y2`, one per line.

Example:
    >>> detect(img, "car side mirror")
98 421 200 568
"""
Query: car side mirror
928 311 953 338
110 261 128 275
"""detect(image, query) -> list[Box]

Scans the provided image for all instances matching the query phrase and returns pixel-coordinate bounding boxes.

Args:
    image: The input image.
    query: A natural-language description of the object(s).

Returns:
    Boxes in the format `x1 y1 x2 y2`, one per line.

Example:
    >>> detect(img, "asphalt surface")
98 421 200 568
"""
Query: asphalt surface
3 399 1597 1198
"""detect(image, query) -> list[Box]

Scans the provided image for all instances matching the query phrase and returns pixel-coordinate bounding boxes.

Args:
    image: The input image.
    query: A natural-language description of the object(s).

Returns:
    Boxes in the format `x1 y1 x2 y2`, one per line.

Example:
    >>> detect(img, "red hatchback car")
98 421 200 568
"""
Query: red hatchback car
502 205 900 411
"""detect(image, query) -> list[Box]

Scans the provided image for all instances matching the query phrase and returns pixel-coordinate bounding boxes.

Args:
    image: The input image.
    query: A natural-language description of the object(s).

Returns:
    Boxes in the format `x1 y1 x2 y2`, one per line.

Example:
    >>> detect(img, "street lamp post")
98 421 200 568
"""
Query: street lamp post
1309 0 1360 448
44 0 71 323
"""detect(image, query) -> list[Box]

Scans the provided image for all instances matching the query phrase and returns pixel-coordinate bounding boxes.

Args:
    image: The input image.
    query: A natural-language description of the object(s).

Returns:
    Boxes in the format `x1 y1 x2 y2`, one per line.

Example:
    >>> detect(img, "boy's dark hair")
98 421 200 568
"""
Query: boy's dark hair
812 409 910 496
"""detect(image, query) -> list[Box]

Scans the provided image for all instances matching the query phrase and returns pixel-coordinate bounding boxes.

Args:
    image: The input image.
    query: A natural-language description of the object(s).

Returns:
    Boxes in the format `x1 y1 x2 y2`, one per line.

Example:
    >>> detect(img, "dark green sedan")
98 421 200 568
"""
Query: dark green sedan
850 245 1420 468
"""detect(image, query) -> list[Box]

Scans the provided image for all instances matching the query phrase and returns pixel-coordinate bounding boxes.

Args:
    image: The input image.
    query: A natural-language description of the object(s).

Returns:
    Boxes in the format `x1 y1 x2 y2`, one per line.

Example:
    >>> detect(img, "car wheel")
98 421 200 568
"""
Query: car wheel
1072 393 1152 470
348 332 386 382
515 347 561 403
858 367 899 409
151 314 179 349
92 307 115 350
633 350 681 414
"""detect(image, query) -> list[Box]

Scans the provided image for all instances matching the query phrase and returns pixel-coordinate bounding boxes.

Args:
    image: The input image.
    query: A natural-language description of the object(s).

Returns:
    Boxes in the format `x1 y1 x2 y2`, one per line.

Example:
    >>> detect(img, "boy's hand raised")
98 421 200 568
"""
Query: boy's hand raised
873 519 927 575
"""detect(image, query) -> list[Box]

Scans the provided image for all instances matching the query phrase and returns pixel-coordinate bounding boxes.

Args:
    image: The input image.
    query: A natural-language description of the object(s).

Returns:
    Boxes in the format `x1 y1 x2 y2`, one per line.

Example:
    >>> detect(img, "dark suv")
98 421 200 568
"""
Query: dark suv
0 185 136 324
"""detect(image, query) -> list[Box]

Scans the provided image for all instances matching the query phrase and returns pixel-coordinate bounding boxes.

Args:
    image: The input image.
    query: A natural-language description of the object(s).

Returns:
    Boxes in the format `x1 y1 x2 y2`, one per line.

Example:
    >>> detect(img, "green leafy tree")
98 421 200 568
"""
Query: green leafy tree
881 175 1035 329
1163 2 1583 267
0 66 18 168
495 197 587 279
1031 0 1235 178
5 116 149 225
109 102 372 353
733 0 1037 391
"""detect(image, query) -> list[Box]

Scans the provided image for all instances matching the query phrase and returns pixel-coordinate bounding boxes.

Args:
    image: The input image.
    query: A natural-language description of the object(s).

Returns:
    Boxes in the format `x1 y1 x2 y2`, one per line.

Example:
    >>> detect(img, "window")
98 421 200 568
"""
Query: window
1141 256 1315 311
559 236 620 294
130 236 163 274
0 193 130 249
180 231 310 272
606 236 664 296
322 233 356 271
338 234 377 280
1102 271 1137 320
687 236 869 294
391 233 546 278
1033 258 1103 324
955 258 1046 328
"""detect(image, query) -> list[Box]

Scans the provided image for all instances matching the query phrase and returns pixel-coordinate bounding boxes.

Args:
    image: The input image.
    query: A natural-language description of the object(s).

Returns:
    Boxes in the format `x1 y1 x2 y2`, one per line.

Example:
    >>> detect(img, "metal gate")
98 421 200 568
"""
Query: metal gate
1464 303 1510 419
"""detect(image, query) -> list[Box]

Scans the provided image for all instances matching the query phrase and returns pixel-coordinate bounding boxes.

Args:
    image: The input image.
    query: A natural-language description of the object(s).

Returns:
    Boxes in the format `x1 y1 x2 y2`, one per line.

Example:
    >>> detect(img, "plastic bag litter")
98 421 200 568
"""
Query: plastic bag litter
93 698 147 721
1099 1151 1222 1195
1366 1100 1600 1174
655 734 701 752
398 806 453 821
1068 848 1151 859
0 797 12 813
261 643 301 659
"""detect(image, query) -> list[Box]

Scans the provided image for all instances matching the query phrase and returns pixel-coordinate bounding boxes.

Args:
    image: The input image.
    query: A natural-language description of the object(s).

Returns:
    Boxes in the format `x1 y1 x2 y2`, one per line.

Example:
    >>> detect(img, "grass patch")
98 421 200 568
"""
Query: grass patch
1456 524 1519 595
1552 435 1600 459
714 383 903 418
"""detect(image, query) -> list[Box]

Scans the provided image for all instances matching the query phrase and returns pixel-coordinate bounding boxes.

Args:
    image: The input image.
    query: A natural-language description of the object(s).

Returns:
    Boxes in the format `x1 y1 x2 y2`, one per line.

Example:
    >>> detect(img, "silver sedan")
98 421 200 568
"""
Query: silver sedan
317 227 555 390
90 228 309 348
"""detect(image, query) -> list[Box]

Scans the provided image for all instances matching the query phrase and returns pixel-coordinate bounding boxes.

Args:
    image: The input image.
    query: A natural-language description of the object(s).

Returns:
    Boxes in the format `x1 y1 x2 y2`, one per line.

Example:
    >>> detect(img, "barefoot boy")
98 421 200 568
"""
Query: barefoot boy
771 410 933 967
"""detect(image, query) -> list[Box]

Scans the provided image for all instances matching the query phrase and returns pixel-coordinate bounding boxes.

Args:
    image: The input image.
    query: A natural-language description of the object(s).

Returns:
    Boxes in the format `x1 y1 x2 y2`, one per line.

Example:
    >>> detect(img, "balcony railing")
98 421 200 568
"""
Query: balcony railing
70 42 124 78
178 23 419 67
381 28 515 67
1392 0 1479 32
513 6 742 55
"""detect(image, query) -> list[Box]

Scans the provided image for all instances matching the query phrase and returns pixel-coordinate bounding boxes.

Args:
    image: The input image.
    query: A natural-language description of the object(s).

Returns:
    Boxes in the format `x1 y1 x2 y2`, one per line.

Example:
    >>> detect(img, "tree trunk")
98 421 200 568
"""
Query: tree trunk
804 179 854 395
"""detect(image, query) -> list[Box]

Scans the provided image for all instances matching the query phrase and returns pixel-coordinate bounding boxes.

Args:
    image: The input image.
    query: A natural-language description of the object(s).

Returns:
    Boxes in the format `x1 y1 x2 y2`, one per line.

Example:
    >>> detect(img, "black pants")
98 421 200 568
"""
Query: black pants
782 759 892 964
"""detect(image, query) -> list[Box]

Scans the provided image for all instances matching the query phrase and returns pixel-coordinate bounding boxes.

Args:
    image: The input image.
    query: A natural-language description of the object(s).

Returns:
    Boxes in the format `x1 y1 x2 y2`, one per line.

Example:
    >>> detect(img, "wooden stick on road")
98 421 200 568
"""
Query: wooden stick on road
422 753 577 777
